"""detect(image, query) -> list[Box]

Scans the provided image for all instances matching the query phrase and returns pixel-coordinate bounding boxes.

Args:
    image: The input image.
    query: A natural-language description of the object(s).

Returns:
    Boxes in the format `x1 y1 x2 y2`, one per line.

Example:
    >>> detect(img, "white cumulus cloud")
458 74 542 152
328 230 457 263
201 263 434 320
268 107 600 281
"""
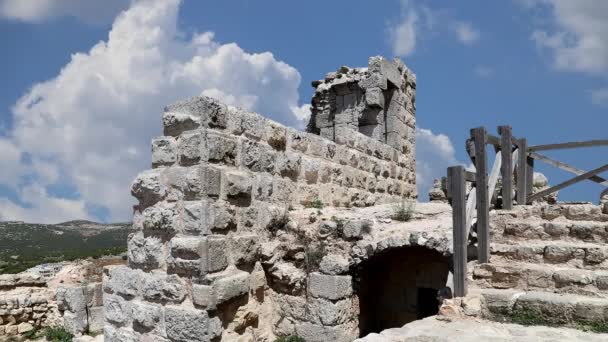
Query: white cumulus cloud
0 0 130 24
0 0 308 223
452 21 480 45
391 0 419 57
415 128 461 201
528 0 608 75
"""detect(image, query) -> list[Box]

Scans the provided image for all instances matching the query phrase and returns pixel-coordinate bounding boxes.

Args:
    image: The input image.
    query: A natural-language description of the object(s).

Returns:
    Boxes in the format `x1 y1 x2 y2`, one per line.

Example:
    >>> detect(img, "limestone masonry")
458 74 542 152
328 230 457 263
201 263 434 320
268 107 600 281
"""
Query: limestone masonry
102 56 418 341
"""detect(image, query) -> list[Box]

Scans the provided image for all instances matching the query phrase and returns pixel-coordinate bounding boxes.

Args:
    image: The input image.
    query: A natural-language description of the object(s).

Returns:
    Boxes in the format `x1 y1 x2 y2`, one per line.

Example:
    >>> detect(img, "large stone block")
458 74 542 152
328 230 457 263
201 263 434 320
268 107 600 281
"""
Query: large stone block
277 152 301 180
178 131 202 166
131 169 166 208
127 232 165 269
192 284 217 310
163 112 200 137
240 110 267 141
152 137 177 167
200 235 228 274
294 321 357 342
63 309 88 335
181 200 204 234
308 273 352 300
167 236 203 275
161 166 202 201
164 306 222 342
264 122 287 151
104 294 132 325
58 286 87 312
201 164 222 198
87 306 105 334
207 268 250 304
207 200 237 232
132 301 164 336
365 87 384 108
142 203 178 233
240 140 276 172
205 131 238 165
228 233 260 265
103 266 142 298
142 273 187 304
223 171 252 201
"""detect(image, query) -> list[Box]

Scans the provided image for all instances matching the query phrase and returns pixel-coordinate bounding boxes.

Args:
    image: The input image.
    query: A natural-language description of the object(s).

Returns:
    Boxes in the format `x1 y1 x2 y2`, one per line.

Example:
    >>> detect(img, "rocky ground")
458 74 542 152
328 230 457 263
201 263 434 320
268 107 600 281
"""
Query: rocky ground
356 316 608 342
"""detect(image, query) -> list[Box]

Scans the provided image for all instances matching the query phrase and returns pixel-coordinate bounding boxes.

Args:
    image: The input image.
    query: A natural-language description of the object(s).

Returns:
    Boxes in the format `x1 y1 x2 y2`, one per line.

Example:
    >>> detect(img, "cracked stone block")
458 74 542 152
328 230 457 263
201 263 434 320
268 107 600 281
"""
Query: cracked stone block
224 171 252 200
164 306 222 342
152 136 177 167
103 266 142 298
163 112 200 137
127 232 164 269
131 169 166 208
104 294 132 325
178 131 201 166
228 233 260 265
132 301 164 335
142 273 186 304
277 152 301 180
308 273 352 301
142 204 178 233
161 166 202 201
206 132 238 165
240 140 276 172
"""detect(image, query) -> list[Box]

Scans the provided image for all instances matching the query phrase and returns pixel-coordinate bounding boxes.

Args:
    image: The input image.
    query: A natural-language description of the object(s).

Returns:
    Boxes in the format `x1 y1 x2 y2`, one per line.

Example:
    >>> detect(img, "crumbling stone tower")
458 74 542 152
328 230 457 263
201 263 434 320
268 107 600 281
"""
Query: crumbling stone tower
103 56 418 341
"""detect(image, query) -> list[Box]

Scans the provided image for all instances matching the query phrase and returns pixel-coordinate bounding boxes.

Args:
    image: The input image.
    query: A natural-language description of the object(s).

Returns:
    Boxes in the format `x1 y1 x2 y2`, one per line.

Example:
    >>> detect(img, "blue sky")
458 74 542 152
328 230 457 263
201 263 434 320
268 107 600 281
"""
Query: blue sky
0 0 606 223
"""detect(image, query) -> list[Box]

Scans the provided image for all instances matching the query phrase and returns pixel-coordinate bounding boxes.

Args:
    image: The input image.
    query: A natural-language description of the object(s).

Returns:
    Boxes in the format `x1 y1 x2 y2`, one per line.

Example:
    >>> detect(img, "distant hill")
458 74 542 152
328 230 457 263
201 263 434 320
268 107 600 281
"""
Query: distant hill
0 220 132 274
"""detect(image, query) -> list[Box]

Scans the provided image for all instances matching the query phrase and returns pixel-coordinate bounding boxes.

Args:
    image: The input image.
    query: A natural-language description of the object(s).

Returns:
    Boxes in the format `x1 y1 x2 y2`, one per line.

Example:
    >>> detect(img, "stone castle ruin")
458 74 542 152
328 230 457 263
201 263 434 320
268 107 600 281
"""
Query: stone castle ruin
102 56 430 341
98 54 608 342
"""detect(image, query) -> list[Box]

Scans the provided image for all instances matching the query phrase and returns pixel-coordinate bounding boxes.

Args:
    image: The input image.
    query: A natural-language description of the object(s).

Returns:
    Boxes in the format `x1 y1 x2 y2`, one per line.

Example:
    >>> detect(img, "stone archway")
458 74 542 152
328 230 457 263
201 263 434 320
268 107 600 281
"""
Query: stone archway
353 246 449 337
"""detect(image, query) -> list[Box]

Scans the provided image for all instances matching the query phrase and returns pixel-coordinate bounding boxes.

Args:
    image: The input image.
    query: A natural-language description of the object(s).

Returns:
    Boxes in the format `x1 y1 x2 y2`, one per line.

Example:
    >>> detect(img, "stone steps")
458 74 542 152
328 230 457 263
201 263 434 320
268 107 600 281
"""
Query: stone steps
492 203 608 223
489 241 608 269
474 288 608 330
497 219 608 243
471 261 608 297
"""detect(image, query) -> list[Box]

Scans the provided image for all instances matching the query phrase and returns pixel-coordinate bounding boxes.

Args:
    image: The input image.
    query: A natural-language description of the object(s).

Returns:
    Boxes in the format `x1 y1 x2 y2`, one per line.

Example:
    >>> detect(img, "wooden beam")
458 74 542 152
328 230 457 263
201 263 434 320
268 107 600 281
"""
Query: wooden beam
465 171 477 183
528 139 608 152
528 163 608 202
448 165 467 297
472 127 490 263
517 138 528 205
487 134 500 147
528 151 608 186
499 126 513 209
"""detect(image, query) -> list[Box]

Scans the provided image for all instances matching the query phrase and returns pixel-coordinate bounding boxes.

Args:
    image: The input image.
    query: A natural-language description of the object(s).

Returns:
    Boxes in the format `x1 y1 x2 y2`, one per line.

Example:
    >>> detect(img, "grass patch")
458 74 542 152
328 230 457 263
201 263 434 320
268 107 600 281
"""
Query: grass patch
305 199 324 209
42 327 74 342
511 308 546 326
391 200 415 222
576 321 608 334
275 336 306 342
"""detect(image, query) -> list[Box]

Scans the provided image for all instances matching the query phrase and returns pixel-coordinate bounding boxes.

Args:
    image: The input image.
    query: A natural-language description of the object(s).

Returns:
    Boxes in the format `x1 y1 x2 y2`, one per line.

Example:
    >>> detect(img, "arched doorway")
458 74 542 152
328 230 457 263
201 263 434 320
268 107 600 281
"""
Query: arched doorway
354 246 449 337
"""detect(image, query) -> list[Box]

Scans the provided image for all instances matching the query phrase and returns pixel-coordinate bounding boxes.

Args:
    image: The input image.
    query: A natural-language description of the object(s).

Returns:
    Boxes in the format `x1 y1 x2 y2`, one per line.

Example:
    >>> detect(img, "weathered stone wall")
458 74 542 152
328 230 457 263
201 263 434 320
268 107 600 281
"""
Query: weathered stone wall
0 273 60 338
103 56 417 341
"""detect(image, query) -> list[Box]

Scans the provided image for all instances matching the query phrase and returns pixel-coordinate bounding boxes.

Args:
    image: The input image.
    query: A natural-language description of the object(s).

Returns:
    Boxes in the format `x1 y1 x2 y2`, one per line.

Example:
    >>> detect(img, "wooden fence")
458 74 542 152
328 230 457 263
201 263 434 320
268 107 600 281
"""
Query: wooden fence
447 126 608 297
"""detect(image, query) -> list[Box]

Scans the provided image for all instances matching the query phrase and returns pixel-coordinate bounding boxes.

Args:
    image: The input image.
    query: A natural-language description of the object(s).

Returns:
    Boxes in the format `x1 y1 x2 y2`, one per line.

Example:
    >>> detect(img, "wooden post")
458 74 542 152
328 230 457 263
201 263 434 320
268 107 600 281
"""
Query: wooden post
526 155 534 204
517 138 528 205
498 126 513 209
448 166 467 297
471 127 490 263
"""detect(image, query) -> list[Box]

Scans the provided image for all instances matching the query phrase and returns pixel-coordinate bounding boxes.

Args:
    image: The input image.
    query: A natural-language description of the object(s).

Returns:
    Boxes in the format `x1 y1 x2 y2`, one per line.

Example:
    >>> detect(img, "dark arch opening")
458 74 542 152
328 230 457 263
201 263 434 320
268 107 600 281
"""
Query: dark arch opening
354 246 449 337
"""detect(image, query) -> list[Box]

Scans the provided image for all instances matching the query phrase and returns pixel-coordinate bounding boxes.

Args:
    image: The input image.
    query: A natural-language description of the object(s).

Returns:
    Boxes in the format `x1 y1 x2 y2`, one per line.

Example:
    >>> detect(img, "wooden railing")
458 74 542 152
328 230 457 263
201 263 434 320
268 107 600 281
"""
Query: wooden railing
447 126 608 297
